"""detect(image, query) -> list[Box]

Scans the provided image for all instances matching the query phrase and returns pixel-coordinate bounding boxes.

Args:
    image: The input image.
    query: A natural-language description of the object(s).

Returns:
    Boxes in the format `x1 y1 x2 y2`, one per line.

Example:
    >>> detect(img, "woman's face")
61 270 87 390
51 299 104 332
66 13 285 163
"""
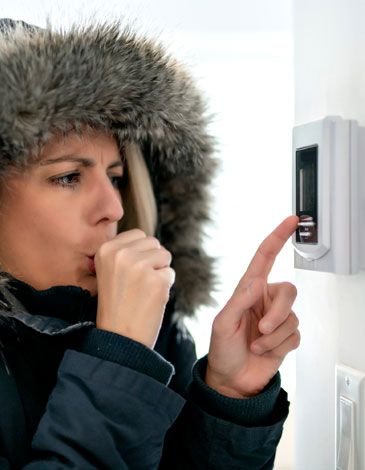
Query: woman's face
0 129 124 295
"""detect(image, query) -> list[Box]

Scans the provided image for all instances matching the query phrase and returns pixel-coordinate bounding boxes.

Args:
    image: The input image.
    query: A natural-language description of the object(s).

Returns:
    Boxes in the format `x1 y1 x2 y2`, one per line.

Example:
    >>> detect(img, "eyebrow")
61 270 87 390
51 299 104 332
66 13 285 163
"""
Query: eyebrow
40 155 124 170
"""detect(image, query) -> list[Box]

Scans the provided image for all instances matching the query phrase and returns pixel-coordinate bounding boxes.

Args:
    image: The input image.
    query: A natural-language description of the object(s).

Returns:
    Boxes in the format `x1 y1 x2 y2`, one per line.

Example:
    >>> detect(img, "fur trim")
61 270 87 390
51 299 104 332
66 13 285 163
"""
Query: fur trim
0 19 220 316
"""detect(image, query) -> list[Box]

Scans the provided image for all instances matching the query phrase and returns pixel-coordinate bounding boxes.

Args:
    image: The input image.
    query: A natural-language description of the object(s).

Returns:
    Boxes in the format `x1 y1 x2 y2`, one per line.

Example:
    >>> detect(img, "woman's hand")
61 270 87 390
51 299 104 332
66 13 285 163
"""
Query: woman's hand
205 215 300 398
94 229 175 349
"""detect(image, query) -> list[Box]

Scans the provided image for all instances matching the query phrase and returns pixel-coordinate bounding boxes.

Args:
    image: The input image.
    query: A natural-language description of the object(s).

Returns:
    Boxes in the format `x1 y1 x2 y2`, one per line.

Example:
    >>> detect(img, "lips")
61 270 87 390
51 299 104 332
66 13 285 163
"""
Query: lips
87 256 96 274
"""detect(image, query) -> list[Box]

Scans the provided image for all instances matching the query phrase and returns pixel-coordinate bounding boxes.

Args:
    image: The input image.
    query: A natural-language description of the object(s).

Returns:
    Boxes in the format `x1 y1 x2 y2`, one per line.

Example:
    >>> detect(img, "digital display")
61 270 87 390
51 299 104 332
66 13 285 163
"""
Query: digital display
299 162 316 212
296 145 318 244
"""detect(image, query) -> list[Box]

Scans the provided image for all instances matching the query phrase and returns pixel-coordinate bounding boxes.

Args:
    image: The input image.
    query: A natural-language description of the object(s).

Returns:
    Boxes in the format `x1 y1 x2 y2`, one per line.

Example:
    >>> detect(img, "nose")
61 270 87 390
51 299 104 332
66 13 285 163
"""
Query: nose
92 174 124 224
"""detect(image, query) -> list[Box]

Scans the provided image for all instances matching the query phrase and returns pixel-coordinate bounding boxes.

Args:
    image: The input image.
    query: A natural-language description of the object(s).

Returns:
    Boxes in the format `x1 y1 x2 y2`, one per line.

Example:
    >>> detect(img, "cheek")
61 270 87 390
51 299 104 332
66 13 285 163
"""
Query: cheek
8 193 78 254
30 204 79 249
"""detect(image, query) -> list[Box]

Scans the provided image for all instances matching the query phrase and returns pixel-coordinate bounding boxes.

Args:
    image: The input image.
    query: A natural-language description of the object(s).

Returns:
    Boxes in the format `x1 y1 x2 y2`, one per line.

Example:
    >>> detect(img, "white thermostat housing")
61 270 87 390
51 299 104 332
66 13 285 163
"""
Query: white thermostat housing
292 116 365 274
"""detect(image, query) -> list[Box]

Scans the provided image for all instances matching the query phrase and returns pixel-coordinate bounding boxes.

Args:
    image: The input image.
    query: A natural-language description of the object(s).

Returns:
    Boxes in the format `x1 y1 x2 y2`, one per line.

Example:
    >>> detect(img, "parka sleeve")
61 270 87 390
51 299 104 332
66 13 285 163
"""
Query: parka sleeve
6 325 288 469
159 357 289 470
156 317 290 469
24 348 185 469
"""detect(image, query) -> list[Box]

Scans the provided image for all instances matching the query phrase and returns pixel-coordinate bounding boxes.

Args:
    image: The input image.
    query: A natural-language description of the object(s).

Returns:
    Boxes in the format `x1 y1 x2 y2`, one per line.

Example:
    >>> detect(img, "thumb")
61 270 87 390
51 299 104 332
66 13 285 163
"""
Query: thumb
220 277 265 323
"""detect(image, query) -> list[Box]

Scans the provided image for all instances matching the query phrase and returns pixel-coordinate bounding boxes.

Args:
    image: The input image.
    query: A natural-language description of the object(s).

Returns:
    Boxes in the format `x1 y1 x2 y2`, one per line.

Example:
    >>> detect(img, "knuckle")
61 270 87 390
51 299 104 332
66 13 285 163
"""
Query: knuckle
256 338 268 351
163 248 172 264
134 259 149 274
167 267 176 285
145 236 161 248
115 248 136 269
96 243 110 259
130 228 147 238
284 282 298 298
291 330 301 349
290 312 300 328
115 248 129 263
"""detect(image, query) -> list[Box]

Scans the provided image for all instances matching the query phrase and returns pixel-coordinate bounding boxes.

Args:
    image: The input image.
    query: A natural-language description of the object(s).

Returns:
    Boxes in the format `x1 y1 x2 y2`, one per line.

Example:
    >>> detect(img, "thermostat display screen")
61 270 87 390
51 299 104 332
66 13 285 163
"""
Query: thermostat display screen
296 145 318 243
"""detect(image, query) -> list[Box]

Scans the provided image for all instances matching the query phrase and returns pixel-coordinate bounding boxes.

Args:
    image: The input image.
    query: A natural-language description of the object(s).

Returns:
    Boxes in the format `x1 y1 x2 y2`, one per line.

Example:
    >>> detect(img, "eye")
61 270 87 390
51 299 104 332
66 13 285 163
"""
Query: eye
50 172 80 189
49 172 127 191
110 175 127 190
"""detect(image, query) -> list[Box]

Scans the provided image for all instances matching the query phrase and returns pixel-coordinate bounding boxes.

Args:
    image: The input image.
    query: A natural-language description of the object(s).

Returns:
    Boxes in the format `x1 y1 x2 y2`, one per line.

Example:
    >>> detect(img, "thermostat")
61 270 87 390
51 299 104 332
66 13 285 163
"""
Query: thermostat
292 116 365 274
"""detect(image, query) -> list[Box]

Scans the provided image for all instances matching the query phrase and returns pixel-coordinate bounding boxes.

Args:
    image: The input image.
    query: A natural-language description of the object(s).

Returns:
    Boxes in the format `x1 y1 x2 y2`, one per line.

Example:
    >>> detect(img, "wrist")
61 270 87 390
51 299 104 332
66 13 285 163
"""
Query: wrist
95 318 156 349
205 364 263 398
78 327 174 385
191 356 288 426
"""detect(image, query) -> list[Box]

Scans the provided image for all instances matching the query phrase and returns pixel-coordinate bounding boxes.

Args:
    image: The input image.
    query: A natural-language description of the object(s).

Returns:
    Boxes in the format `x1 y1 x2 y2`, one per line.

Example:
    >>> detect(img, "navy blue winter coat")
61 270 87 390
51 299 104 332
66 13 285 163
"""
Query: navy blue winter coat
0 279 289 469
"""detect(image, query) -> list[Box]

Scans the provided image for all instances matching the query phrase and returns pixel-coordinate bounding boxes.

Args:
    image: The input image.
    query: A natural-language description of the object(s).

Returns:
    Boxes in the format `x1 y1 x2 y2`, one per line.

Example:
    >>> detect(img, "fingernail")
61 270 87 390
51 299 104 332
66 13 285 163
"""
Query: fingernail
261 321 273 334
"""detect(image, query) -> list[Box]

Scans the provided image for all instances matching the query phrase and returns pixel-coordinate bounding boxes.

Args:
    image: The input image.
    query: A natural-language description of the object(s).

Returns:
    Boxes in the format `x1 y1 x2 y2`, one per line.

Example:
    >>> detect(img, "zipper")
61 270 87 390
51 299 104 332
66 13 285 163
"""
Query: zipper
0 338 11 375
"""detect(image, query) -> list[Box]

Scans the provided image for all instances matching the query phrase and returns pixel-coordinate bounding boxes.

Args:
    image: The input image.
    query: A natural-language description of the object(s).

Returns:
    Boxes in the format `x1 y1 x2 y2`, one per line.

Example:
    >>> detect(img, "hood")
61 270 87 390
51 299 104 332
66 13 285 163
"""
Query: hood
0 18 220 317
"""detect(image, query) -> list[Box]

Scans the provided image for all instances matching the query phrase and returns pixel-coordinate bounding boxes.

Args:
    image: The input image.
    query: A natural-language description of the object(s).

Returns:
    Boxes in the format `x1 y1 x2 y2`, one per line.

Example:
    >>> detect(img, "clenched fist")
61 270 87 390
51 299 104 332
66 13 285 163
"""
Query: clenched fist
94 229 175 348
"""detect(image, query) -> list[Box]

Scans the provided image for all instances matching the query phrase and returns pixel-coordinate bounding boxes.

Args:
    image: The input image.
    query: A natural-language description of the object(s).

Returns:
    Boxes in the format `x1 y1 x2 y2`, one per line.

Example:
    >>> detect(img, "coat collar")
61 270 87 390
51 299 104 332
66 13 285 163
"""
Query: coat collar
0 279 96 336
0 277 176 337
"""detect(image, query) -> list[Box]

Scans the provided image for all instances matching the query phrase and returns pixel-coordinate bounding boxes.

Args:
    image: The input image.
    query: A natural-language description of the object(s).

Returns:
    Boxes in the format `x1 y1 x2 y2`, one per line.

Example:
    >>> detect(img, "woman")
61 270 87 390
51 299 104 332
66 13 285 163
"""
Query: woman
0 18 300 469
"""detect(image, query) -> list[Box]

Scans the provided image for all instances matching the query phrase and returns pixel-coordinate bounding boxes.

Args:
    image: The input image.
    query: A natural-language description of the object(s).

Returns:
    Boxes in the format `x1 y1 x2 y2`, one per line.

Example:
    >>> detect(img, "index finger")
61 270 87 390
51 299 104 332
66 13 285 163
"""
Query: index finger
240 215 299 284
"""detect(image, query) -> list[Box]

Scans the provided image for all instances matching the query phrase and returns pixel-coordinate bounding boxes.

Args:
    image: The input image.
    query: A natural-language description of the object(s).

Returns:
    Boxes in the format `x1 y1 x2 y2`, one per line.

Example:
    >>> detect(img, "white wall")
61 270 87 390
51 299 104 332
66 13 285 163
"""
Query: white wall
181 31 295 470
293 1 365 468
0 1 295 468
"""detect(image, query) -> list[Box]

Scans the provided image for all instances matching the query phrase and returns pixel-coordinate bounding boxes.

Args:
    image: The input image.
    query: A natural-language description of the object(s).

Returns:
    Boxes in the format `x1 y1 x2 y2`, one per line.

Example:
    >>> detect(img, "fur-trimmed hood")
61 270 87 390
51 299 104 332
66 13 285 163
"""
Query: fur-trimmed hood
0 18 219 317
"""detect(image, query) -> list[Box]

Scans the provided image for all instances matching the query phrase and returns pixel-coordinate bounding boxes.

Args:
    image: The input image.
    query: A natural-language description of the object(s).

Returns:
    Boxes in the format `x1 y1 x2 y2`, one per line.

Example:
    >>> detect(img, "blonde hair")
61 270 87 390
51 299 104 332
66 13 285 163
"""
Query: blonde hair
118 141 158 237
